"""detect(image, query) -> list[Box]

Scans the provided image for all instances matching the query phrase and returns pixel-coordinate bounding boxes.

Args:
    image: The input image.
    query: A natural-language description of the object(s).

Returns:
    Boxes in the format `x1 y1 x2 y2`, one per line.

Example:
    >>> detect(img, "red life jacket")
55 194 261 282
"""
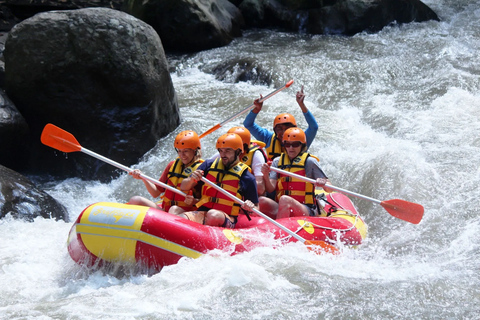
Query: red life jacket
276 152 318 205
163 158 204 212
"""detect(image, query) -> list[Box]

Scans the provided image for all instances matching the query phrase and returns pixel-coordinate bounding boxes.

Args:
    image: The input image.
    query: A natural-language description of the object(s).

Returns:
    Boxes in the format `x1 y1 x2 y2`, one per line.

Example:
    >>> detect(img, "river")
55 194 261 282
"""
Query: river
1 0 479 319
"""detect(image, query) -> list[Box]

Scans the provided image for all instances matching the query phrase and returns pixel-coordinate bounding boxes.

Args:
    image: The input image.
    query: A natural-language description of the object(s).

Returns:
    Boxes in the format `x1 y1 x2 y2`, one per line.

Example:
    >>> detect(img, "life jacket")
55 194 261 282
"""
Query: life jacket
195 158 249 216
276 152 319 205
265 134 285 161
241 142 267 167
162 158 204 212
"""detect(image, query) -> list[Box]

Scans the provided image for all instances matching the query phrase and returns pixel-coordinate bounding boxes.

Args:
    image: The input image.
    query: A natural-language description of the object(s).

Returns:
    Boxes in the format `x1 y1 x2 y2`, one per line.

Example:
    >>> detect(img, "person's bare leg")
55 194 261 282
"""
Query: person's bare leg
276 195 310 219
204 209 230 226
168 205 185 215
128 196 160 209
258 196 278 219
179 211 206 224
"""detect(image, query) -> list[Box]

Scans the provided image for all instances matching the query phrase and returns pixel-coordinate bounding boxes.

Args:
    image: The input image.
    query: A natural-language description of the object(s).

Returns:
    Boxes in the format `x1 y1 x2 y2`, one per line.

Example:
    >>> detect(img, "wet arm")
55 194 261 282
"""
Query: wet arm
180 169 203 191
261 162 277 193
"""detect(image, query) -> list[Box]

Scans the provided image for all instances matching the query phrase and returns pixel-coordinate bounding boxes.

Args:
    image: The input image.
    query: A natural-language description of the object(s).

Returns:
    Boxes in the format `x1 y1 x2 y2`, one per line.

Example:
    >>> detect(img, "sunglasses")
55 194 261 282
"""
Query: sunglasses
283 141 302 148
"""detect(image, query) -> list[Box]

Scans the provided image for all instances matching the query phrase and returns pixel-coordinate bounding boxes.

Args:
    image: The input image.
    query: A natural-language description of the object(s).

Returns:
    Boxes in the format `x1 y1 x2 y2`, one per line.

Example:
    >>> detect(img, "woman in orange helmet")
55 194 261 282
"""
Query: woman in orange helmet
243 85 319 160
260 128 331 219
180 133 258 228
128 130 204 215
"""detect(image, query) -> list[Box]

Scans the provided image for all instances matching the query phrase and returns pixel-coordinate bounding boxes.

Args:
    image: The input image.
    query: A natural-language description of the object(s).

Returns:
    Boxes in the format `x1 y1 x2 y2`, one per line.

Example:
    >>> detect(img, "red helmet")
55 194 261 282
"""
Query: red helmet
216 133 244 153
283 127 306 144
227 126 251 146
174 130 201 150
273 113 297 128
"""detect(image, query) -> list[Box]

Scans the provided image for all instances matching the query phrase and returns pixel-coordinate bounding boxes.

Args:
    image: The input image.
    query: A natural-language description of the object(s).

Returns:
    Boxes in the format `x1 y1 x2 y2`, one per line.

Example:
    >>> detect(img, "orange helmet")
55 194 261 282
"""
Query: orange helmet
174 130 201 150
283 127 306 144
227 126 251 146
273 113 297 128
216 133 244 153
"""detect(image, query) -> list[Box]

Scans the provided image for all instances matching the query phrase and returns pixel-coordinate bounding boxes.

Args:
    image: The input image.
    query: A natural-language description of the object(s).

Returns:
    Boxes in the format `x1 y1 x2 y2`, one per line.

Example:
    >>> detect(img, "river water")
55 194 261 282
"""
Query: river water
1 1 479 319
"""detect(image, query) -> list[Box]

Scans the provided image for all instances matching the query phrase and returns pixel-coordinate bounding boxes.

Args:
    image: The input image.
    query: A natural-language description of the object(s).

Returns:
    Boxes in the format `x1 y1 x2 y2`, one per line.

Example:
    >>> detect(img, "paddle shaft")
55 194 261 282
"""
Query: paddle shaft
269 166 381 205
200 177 308 244
199 80 294 138
79 146 187 198
269 166 424 225
218 80 294 126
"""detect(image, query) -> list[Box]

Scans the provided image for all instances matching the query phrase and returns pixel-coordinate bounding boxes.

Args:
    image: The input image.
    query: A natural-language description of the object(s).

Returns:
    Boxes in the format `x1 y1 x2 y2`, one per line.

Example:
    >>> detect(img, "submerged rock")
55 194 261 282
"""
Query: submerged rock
0 165 68 221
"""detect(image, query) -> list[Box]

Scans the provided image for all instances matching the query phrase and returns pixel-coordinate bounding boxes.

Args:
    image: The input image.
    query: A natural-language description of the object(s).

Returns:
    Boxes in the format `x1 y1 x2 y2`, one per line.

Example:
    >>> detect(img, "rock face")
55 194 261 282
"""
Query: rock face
125 0 244 52
0 164 68 221
238 0 439 34
3 8 180 180
0 0 439 53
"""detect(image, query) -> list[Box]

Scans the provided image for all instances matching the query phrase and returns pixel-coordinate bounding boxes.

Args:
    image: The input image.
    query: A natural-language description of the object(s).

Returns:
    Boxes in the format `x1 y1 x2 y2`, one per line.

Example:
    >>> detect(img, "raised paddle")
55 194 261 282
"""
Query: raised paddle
269 166 424 224
199 79 294 139
40 123 187 198
199 177 339 254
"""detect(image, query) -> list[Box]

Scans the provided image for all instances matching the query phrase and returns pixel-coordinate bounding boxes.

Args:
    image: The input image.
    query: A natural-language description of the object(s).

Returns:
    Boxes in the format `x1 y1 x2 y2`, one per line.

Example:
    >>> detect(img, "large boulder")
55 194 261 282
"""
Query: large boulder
125 0 244 52
4 8 180 181
0 89 29 170
0 165 68 221
238 0 439 34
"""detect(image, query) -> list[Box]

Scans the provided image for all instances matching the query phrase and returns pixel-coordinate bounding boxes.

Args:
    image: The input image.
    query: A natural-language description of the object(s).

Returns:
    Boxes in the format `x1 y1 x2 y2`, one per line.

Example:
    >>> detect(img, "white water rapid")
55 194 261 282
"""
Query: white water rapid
1 1 479 319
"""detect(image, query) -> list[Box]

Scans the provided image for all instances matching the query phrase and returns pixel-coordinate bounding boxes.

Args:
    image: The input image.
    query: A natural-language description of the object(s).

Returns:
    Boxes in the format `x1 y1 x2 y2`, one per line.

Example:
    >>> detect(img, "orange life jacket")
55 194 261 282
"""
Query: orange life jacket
276 152 318 205
195 158 249 216
163 158 204 212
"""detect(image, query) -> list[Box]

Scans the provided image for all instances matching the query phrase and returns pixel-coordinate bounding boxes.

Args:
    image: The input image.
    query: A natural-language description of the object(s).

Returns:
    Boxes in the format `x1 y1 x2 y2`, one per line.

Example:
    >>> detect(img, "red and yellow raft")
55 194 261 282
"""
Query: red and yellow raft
67 192 367 272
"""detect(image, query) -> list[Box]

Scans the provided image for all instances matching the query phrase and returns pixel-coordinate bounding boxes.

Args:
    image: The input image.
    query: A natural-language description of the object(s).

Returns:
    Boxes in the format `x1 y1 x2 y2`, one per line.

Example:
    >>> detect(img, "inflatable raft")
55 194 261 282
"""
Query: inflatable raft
67 192 367 272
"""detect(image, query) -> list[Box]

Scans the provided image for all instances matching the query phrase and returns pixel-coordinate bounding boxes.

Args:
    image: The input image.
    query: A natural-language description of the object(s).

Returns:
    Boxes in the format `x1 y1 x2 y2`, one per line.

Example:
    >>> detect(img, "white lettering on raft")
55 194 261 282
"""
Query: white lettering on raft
88 206 141 226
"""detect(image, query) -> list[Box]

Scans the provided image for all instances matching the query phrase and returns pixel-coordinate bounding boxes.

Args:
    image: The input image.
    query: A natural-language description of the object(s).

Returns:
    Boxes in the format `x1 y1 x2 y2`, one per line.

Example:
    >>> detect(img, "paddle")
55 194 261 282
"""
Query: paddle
40 123 187 198
269 166 424 224
199 79 294 139
200 177 339 254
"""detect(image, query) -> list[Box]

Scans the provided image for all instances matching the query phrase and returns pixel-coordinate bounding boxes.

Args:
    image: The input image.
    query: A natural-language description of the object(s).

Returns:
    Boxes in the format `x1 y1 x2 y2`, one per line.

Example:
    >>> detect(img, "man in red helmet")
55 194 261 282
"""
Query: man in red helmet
243 85 318 160
180 133 258 228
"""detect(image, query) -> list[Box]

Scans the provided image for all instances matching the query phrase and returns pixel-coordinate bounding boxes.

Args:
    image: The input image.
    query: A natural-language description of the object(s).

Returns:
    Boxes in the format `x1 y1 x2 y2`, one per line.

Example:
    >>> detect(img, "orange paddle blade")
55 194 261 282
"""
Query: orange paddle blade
199 123 221 139
41 124 82 153
381 199 424 224
305 240 340 255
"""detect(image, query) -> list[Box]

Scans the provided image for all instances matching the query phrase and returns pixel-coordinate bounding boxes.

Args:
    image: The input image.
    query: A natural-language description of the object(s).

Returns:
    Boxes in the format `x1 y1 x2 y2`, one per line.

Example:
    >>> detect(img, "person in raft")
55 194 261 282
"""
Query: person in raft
260 127 332 219
180 133 259 228
211 126 267 196
128 130 204 215
243 85 319 161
